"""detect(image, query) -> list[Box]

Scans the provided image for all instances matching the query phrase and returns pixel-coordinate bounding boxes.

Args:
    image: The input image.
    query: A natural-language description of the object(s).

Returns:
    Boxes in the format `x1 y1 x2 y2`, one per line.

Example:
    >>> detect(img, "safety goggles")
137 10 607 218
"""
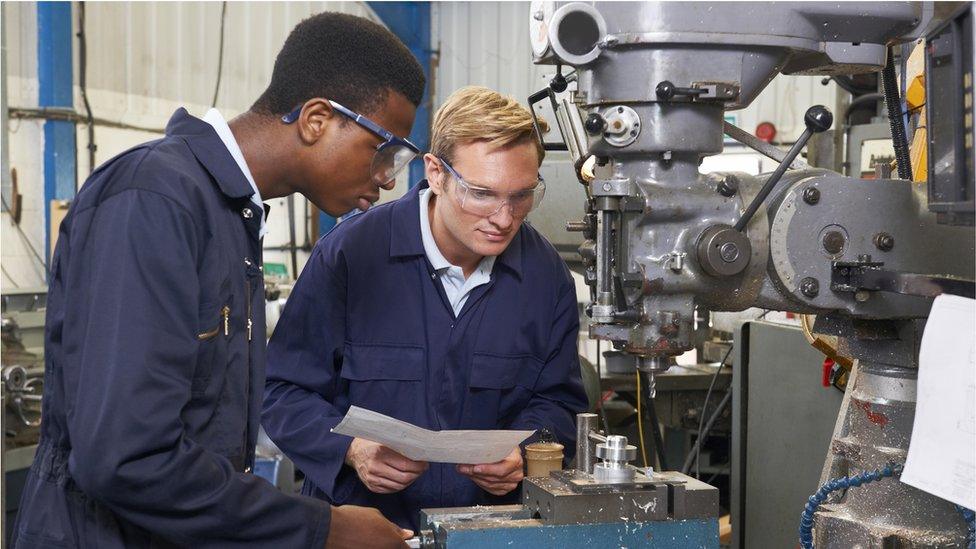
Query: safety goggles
438 158 546 219
282 100 421 188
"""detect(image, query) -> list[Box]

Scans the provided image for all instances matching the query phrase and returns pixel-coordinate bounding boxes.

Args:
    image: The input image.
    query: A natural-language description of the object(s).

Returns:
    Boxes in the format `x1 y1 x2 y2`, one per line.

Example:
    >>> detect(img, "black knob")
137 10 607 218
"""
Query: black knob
584 113 607 135
550 72 568 93
804 105 833 133
655 81 676 100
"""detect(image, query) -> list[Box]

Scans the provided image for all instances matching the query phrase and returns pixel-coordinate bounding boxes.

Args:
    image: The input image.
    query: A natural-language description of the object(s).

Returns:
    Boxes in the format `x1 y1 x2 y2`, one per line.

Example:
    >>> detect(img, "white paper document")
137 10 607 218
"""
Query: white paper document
331 406 535 464
901 294 976 510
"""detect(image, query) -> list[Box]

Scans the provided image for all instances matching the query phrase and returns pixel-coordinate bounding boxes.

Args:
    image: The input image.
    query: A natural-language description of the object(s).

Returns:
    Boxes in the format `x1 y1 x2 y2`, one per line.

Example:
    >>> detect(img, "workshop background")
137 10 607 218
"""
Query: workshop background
1 1 836 292
7 3 944 548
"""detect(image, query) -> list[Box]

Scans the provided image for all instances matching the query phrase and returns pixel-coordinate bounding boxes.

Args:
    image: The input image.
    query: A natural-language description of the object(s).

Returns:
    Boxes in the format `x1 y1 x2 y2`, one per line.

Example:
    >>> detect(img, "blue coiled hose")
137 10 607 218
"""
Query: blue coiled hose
798 463 902 549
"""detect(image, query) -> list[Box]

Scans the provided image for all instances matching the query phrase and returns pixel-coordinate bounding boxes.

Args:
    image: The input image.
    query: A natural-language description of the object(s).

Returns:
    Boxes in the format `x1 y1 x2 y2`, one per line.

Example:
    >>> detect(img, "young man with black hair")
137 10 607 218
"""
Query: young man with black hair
12 12 422 549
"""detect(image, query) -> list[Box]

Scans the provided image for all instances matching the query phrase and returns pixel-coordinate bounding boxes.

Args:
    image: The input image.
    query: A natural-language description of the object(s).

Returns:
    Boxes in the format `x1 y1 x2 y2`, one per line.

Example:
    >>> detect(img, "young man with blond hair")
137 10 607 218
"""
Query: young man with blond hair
262 86 587 530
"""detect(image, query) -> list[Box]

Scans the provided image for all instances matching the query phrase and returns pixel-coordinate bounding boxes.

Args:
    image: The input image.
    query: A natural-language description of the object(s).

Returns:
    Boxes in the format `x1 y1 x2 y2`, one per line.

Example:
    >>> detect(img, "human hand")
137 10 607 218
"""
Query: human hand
325 504 412 549
456 447 524 496
345 438 429 494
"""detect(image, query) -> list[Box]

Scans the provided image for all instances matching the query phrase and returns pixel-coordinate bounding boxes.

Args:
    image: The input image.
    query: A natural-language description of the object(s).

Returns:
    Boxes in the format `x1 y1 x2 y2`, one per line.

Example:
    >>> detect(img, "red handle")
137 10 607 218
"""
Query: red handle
822 358 835 387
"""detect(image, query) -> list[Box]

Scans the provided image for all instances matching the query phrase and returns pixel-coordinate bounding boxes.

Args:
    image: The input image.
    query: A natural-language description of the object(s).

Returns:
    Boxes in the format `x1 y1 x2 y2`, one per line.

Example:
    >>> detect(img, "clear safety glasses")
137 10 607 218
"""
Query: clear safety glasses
439 158 546 219
282 100 420 188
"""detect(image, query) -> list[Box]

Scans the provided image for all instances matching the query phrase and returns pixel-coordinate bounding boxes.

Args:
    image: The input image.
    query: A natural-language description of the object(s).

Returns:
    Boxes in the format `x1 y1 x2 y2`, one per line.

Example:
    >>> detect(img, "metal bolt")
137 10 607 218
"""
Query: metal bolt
802 187 821 205
566 221 588 233
855 290 871 302
822 231 846 255
533 10 545 21
602 182 612 192
800 277 820 298
716 176 738 197
719 242 740 263
873 232 894 252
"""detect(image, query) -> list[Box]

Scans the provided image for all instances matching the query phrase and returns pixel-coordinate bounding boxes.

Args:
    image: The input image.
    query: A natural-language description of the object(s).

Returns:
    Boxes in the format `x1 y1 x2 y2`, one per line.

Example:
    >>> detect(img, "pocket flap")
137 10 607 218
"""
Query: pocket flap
469 353 533 389
340 343 426 381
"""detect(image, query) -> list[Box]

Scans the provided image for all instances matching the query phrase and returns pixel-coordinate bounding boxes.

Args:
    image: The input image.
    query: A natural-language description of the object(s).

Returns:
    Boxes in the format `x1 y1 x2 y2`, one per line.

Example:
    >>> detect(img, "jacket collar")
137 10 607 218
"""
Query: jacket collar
166 108 254 200
389 180 523 279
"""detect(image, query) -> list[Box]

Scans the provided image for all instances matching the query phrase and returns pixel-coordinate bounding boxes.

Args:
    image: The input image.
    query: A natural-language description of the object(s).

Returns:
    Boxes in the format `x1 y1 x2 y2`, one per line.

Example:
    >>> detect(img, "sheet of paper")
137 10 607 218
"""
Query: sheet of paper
901 294 976 510
331 406 535 464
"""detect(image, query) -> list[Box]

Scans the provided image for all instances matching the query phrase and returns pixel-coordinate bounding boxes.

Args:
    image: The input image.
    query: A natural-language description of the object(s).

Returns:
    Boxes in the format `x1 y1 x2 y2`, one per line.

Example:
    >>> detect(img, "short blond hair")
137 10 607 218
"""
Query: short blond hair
430 86 545 165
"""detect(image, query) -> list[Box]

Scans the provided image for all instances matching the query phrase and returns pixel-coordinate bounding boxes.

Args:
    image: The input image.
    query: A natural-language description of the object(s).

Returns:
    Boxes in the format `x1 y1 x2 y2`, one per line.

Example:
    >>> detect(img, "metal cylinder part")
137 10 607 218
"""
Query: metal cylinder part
593 435 638 483
575 412 599 474
595 435 638 462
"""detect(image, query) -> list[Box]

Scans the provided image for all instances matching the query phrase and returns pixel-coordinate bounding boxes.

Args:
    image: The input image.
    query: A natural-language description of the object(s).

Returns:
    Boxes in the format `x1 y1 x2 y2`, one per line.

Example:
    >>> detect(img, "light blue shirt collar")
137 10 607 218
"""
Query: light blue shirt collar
203 108 267 237
419 189 495 315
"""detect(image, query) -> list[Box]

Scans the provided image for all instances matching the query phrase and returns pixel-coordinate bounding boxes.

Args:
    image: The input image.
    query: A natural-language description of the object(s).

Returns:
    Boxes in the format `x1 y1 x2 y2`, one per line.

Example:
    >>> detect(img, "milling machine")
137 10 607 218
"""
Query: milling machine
420 2 975 547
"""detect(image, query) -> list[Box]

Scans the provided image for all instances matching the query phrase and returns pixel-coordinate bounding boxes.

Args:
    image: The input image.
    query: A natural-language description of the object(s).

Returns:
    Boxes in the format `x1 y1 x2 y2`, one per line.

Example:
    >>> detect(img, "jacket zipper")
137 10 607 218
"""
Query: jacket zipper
243 258 256 471
197 305 230 340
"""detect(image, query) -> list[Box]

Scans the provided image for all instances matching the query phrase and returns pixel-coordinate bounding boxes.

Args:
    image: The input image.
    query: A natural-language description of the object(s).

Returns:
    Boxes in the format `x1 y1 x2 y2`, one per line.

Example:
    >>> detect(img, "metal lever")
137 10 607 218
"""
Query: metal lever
831 259 976 299
733 105 832 232
655 80 707 101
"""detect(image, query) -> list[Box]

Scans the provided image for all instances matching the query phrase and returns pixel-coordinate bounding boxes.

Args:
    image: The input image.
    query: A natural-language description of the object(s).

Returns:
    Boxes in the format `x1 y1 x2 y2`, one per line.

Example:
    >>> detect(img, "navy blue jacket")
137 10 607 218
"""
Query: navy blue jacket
262 182 587 531
11 109 330 548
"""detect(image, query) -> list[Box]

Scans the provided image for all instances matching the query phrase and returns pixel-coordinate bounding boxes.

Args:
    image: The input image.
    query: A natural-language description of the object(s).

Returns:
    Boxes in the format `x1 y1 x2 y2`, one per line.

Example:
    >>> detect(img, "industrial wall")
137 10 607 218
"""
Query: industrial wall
1 1 383 291
3 1 839 293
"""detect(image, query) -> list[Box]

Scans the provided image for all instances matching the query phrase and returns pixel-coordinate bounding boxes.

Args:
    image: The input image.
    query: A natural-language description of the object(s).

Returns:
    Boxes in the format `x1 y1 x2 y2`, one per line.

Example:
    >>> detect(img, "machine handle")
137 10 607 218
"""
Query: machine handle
733 105 832 233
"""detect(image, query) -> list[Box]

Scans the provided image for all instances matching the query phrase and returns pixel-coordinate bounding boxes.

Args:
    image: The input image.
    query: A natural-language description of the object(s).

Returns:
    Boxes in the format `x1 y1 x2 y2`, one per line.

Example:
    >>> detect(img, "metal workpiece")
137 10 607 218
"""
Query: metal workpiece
574 412 598 474
592 435 639 483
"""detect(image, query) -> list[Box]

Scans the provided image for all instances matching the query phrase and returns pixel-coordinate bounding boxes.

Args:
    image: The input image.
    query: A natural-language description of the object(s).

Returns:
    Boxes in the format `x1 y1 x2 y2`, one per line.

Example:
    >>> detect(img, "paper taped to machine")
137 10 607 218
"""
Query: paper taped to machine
900 294 976 510
331 406 535 464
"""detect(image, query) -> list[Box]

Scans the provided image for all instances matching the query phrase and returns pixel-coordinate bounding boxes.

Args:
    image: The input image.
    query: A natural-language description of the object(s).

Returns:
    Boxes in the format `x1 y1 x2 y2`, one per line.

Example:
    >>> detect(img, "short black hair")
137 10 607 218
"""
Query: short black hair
252 12 425 115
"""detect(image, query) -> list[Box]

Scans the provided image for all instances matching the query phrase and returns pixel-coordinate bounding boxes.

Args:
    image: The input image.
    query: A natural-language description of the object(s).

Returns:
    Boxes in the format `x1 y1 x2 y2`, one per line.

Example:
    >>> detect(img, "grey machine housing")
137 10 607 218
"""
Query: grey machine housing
532 1 974 547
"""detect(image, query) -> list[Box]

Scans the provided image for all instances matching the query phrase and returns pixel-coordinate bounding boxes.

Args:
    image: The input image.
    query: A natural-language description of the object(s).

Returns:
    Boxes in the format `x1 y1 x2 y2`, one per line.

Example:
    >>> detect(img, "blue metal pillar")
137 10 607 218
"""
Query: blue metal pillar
37 1 77 265
318 3 432 238
367 1 432 188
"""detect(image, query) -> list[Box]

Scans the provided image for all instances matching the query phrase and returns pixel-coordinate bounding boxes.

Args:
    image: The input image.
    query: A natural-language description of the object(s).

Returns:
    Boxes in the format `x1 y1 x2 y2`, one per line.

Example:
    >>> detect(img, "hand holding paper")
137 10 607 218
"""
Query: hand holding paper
456 447 525 496
346 438 429 494
332 406 535 464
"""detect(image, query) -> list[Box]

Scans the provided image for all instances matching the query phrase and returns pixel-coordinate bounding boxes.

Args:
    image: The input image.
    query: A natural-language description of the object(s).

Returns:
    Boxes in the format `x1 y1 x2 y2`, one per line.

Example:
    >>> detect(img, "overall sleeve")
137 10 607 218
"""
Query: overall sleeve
64 189 330 548
262 243 358 502
508 269 588 460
